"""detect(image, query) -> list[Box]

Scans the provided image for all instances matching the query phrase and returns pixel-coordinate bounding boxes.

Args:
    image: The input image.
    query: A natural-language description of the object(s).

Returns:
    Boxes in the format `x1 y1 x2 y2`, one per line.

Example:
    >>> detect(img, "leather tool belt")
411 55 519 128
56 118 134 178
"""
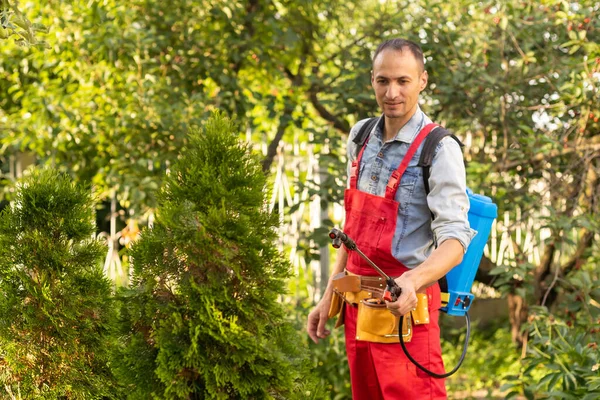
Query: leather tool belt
327 270 430 344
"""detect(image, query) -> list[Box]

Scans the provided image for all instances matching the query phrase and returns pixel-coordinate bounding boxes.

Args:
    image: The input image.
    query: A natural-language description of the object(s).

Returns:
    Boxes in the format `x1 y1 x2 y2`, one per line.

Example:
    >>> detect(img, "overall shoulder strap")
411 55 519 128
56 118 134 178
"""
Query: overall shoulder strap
384 123 440 200
352 117 380 158
350 117 380 189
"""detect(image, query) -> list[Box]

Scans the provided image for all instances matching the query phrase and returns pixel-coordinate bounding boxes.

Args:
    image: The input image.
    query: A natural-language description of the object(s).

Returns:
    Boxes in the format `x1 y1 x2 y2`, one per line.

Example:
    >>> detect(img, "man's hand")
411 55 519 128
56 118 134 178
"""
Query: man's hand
308 246 347 344
385 239 464 316
307 294 332 344
385 273 418 317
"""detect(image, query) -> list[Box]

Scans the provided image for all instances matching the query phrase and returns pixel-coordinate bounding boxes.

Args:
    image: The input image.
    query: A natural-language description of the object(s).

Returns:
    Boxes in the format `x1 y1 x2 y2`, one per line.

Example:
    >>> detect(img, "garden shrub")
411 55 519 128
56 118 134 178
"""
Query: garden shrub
115 112 323 399
0 169 119 399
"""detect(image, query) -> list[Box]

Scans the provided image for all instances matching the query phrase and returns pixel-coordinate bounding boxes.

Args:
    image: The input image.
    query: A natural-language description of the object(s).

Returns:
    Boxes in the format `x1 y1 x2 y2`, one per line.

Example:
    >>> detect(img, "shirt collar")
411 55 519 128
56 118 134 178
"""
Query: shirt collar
375 106 427 144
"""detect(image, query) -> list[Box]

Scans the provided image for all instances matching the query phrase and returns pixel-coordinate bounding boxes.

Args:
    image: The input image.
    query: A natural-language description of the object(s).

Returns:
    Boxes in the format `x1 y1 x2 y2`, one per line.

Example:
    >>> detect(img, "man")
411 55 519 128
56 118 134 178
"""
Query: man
307 38 475 399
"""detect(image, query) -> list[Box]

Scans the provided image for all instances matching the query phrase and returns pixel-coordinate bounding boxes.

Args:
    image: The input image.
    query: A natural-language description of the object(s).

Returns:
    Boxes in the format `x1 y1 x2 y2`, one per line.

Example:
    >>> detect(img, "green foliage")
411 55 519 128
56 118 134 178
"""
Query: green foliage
307 328 351 400
488 261 537 300
442 318 521 397
286 299 352 400
0 0 47 47
115 112 324 399
502 306 600 400
1 0 599 397
0 168 119 399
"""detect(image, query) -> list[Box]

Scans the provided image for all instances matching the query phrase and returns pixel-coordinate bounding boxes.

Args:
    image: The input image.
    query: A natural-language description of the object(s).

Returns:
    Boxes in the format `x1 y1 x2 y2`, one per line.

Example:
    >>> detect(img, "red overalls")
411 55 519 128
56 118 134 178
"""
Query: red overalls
343 123 447 400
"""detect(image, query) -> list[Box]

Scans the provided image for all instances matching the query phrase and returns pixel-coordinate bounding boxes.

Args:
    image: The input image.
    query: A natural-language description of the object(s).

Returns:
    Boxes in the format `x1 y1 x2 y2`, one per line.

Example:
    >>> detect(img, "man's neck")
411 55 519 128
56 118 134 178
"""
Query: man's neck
382 108 419 142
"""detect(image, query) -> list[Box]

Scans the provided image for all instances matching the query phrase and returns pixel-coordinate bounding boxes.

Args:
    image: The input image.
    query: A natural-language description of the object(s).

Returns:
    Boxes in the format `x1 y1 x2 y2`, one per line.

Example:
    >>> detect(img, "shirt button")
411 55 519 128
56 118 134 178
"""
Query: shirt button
371 175 377 181
378 152 384 158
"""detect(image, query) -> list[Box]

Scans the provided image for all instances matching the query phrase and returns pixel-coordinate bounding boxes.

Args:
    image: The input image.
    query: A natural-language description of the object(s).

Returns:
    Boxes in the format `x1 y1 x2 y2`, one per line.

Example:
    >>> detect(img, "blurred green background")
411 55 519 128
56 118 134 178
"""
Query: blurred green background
1 0 599 398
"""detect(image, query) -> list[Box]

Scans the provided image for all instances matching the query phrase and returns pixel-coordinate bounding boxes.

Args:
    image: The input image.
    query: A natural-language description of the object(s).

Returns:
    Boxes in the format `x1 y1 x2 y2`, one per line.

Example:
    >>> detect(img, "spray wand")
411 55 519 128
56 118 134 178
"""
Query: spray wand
328 227 469 379
328 228 401 302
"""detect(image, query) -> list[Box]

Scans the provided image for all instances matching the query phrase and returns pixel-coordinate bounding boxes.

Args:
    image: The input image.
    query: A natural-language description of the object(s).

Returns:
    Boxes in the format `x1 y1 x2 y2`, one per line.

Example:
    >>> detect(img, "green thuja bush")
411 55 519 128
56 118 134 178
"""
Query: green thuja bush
115 112 323 399
0 169 119 399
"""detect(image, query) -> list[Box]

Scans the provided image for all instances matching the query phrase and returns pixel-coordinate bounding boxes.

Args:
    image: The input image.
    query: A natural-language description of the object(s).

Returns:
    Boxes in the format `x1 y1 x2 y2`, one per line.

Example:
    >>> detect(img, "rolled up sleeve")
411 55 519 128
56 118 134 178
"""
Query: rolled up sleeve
427 137 477 252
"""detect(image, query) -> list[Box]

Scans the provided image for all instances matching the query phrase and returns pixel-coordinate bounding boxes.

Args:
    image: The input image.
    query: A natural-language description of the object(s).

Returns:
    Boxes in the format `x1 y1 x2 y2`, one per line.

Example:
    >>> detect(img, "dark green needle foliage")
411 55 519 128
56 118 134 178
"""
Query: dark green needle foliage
0 169 119 399
116 112 322 399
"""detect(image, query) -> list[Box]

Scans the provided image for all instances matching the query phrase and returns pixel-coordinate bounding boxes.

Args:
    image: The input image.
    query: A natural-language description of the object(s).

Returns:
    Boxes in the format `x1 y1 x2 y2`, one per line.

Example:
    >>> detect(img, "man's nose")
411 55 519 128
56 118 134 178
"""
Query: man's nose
386 83 400 99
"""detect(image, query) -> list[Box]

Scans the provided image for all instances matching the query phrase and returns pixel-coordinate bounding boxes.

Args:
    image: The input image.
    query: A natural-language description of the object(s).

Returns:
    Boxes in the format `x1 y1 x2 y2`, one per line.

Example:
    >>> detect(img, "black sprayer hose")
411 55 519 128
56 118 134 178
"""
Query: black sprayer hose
398 312 471 379
328 228 472 378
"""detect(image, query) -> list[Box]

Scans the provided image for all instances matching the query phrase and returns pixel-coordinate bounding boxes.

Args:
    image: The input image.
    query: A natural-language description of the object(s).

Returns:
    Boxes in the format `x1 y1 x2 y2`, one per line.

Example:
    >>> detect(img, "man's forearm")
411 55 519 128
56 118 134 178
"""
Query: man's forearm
403 238 464 292
323 246 348 296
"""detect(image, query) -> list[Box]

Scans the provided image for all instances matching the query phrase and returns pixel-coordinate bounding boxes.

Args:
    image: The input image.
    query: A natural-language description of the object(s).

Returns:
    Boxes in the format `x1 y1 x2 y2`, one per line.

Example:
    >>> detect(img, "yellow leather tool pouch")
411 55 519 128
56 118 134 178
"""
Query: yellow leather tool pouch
331 271 361 292
328 290 343 319
356 299 412 343
410 292 430 325
327 290 346 328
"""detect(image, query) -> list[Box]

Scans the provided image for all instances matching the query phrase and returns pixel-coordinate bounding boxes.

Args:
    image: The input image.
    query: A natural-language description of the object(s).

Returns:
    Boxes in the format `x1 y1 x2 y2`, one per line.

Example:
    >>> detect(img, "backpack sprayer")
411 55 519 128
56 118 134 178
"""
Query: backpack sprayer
328 190 497 378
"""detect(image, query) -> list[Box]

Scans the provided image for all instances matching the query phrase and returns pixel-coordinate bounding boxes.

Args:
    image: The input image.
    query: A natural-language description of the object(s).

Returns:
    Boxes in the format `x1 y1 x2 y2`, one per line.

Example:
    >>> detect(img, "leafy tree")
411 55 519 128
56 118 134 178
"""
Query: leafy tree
114 112 323 399
0 0 47 47
0 169 119 399
418 0 600 349
0 0 391 212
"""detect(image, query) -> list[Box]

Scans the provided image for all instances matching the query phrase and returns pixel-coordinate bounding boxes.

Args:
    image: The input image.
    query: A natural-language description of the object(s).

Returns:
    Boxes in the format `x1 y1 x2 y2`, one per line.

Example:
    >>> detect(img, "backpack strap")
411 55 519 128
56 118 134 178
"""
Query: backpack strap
418 128 463 199
352 117 380 158
417 127 464 300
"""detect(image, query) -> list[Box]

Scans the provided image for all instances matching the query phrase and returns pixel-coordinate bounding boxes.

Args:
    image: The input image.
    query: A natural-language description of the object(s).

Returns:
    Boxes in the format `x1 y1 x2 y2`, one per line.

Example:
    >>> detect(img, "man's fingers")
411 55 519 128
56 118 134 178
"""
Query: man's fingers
307 311 331 343
307 313 320 343
397 290 412 307
316 312 329 338
385 291 418 317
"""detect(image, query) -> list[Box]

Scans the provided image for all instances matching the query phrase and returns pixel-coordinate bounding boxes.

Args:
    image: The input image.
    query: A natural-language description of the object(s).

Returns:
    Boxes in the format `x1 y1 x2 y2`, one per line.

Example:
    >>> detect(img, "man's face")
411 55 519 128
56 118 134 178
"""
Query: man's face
371 49 428 121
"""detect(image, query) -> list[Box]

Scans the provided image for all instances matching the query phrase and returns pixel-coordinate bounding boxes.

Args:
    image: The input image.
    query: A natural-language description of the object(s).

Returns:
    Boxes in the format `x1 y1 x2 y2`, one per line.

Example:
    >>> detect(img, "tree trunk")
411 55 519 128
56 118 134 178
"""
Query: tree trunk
507 292 529 347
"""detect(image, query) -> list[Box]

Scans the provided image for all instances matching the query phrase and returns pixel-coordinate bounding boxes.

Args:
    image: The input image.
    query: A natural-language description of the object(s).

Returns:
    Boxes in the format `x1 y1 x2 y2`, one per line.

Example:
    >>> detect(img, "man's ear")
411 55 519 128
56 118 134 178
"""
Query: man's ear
420 70 429 91
371 70 375 86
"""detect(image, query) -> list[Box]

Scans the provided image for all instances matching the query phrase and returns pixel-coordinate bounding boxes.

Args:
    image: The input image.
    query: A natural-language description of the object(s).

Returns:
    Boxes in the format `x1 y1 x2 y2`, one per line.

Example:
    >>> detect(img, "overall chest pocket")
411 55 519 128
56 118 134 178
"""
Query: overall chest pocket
345 208 386 251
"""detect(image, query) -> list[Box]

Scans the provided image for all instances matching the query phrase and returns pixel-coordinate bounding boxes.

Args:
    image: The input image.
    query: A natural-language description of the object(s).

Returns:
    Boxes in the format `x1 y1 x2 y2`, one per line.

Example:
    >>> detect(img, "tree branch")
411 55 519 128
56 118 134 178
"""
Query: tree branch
562 229 595 276
500 94 510 168
261 101 294 173
495 136 600 172
309 85 350 133
534 240 556 295
232 0 260 74
561 164 599 276
475 255 497 286
539 158 594 307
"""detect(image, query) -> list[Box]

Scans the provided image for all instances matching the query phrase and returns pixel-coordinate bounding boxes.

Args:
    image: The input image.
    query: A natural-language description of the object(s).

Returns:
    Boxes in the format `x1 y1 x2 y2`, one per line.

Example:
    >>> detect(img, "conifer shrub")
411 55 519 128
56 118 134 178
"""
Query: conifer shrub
115 112 323 399
0 169 119 399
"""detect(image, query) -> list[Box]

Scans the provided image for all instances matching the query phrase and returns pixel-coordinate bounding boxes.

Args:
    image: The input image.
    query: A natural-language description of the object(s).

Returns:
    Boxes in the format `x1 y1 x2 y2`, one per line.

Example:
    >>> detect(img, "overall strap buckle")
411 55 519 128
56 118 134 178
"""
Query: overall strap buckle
384 123 440 200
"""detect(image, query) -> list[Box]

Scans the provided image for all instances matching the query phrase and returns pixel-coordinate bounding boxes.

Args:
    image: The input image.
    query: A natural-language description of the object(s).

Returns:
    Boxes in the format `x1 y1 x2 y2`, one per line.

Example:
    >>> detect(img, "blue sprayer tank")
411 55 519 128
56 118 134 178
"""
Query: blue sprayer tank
441 188 498 316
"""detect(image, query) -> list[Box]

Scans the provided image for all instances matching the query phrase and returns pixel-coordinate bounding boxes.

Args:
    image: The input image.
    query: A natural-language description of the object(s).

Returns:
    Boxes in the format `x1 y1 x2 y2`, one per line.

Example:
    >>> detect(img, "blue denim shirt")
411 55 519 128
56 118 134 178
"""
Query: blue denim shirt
346 106 476 268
